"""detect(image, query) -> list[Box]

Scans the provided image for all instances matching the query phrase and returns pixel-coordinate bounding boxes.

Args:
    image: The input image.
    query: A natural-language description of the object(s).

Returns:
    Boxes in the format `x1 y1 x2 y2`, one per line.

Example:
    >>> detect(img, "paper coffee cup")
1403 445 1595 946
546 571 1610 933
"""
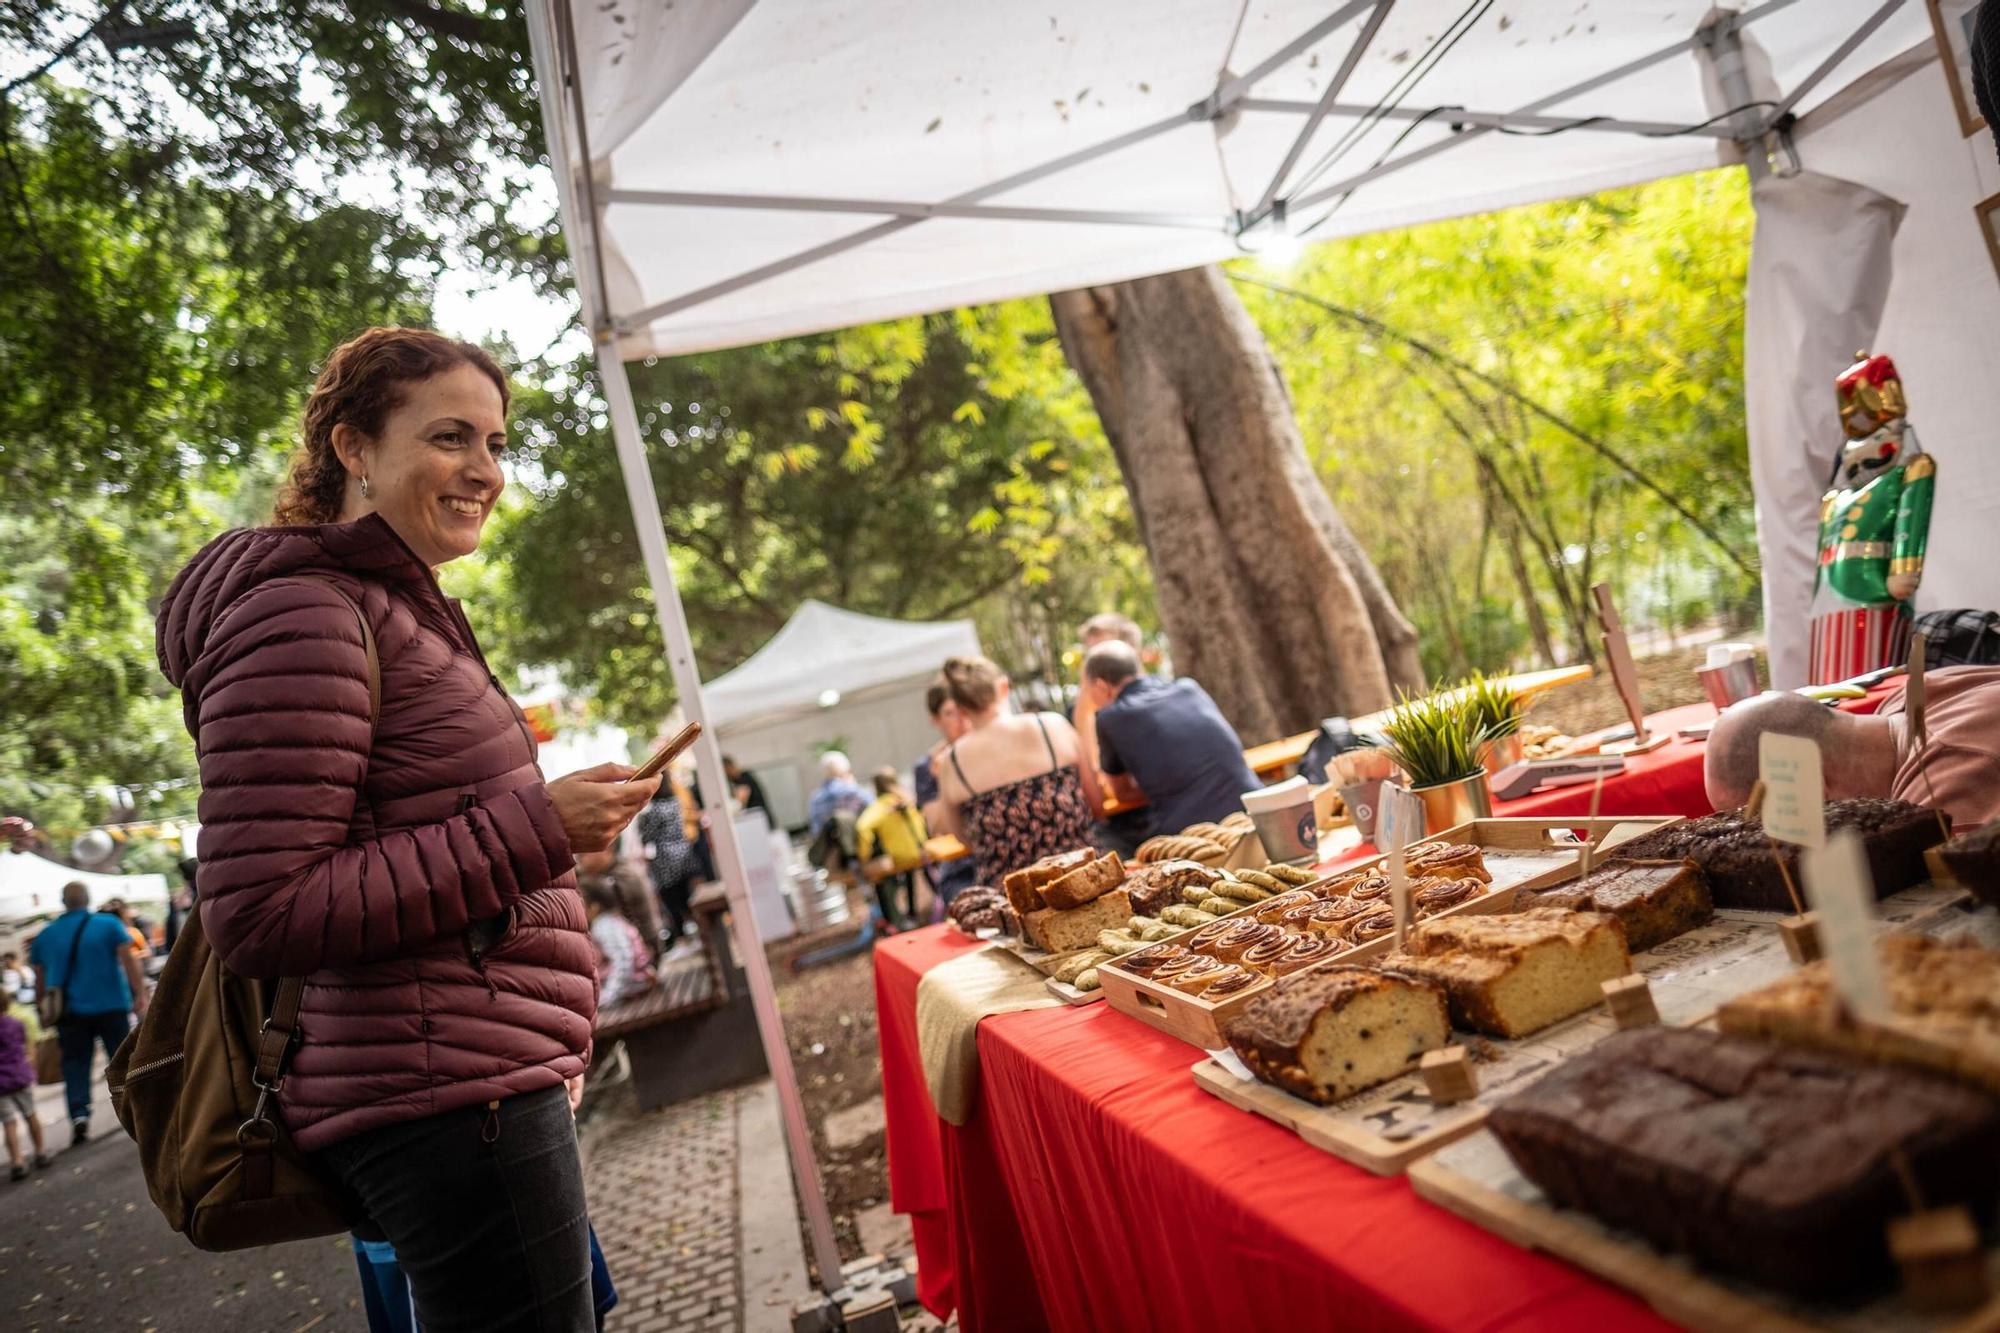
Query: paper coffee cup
1240 777 1317 865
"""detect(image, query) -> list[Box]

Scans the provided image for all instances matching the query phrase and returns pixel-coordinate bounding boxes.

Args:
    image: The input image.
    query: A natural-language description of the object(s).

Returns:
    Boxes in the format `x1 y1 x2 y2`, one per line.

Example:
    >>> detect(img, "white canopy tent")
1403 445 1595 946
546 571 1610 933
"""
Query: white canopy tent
0 851 167 938
704 600 979 732
523 0 2000 1296
704 601 981 830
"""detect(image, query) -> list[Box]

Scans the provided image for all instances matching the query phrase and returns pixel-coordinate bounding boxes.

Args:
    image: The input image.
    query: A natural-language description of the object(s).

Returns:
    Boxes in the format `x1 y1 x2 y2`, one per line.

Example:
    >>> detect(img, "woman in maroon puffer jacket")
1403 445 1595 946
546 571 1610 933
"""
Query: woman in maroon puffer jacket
158 328 658 1332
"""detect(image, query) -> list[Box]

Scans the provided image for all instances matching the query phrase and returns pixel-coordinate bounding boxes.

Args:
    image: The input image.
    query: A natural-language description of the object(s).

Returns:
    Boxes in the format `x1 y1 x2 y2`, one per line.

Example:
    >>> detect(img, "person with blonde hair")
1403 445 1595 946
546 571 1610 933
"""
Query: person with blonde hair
932 655 1098 885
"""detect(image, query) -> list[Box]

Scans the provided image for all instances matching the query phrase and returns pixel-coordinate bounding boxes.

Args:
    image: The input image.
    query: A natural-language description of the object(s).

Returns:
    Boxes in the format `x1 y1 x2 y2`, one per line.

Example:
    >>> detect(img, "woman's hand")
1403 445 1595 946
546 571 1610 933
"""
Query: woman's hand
546 764 661 854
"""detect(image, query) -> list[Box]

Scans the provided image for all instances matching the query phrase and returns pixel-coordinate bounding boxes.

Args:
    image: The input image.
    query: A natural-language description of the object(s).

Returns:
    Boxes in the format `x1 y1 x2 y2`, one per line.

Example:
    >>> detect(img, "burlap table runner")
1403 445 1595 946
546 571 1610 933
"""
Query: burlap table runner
915 944 1061 1125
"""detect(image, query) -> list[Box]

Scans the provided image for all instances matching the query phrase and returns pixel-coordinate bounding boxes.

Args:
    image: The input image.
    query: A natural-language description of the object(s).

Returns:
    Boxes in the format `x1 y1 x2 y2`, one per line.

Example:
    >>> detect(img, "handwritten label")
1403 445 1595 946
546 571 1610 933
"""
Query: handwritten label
1907 632 1929 748
1802 830 1889 1019
1377 783 1420 856
1758 733 1825 849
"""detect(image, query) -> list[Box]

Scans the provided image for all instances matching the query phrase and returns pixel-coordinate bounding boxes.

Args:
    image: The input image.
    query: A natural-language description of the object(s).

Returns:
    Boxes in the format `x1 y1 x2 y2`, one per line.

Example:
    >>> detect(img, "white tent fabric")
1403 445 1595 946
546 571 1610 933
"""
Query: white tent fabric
701 599 980 732
0 851 168 924
1755 52 2000 682
549 0 1928 359
1743 170 1903 688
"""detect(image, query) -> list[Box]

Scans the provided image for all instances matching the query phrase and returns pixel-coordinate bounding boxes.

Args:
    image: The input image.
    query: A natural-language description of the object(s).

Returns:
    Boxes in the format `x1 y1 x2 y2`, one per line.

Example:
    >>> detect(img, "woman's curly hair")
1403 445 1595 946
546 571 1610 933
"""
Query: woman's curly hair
271 327 511 526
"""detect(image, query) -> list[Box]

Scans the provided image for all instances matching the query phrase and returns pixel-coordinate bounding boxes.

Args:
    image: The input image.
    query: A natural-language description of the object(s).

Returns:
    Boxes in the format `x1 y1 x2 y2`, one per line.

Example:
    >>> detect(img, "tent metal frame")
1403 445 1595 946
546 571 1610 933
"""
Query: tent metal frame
569 0 1900 341
522 0 1909 1303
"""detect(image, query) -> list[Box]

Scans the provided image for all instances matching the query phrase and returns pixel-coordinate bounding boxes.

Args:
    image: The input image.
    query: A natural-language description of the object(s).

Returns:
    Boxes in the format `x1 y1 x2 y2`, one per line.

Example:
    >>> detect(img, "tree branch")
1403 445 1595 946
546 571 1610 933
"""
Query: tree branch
367 0 511 48
1230 274 1757 578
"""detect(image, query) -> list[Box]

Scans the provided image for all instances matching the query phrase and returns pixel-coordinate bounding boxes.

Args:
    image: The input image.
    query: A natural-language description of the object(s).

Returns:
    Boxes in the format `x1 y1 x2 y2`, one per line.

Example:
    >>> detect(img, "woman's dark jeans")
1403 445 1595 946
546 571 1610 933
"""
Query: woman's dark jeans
319 1084 593 1332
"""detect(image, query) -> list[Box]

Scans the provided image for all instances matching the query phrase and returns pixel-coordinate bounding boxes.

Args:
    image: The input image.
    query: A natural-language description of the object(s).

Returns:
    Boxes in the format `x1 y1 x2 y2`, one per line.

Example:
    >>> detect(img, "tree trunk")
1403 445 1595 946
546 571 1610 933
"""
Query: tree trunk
1050 266 1424 742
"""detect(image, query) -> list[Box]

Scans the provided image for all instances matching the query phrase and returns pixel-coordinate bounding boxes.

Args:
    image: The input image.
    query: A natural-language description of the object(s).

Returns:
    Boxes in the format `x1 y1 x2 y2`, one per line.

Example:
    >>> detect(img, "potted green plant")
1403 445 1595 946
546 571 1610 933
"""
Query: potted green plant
1463 672 1527 775
1375 690 1497 835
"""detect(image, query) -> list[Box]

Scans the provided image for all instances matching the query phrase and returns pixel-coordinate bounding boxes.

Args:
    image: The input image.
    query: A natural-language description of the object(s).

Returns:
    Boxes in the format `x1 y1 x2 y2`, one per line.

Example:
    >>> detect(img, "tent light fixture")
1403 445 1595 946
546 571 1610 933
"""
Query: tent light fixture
817 688 841 708
1234 200 1305 267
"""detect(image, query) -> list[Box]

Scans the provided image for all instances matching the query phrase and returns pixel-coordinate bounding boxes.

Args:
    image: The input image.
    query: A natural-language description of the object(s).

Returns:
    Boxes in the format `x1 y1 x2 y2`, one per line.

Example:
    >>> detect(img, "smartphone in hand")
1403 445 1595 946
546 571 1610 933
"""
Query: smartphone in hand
627 722 702 783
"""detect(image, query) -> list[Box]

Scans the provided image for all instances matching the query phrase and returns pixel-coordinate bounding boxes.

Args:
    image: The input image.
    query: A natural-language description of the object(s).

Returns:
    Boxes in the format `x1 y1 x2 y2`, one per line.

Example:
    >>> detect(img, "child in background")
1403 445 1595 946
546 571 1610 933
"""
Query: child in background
1 990 51 1181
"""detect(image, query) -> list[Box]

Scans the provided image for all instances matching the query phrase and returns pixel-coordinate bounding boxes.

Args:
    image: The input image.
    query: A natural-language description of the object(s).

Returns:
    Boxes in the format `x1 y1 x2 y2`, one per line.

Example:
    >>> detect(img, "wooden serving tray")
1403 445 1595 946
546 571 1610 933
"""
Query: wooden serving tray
1186 883 1966 1175
1099 817 1679 1050
1410 1127 2000 1333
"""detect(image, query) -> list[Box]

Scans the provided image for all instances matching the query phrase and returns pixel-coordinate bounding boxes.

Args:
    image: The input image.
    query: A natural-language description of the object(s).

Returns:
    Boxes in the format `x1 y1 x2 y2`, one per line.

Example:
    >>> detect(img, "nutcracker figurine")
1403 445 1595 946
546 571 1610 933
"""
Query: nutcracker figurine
1806 351 1935 684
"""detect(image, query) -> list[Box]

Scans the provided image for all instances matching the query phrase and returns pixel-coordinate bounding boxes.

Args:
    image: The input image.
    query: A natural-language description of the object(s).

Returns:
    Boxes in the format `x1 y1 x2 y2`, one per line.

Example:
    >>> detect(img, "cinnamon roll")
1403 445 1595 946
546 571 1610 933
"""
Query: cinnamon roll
1120 943 1188 976
1274 902 1319 930
1304 897 1371 938
1201 966 1263 998
1165 957 1234 993
1186 921 1236 953
1151 952 1213 983
1206 920 1281 963
1405 842 1490 882
1238 933 1300 974
1346 906 1399 944
1412 876 1484 917
1344 874 1395 903
1252 890 1317 924
1270 935 1342 975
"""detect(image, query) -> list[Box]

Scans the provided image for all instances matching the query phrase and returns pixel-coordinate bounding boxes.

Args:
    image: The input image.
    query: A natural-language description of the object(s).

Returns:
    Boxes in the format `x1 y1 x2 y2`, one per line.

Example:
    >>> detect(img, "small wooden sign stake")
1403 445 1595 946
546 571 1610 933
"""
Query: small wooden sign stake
1592 583 1670 755
1885 1146 1990 1312
1420 1046 1477 1104
1573 755 1611 878
1601 974 1660 1029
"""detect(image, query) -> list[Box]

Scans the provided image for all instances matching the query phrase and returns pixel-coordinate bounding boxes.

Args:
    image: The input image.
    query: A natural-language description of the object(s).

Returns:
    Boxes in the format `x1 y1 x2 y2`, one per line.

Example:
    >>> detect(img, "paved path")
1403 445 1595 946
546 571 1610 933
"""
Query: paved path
2 1066 841 1333
581 1078 809 1333
0 1078 360 1331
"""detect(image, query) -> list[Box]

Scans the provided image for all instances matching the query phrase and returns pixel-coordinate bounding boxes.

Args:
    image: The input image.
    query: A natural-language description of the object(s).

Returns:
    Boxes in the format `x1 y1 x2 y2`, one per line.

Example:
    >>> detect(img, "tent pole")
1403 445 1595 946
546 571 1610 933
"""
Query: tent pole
1697 13 1772 185
592 332 847 1295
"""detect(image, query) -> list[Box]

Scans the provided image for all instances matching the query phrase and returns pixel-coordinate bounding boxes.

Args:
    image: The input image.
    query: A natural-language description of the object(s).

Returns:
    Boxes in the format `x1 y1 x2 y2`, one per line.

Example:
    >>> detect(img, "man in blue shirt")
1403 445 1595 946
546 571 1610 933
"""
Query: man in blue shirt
29 882 149 1144
1084 642 1262 840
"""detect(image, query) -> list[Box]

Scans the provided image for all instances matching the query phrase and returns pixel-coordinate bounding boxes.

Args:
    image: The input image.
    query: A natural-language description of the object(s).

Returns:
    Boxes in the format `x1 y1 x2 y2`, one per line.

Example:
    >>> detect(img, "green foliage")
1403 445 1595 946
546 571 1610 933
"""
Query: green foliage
1461 672 1525 740
0 82 431 840
493 305 1148 731
1238 170 1759 677
1375 689 1494 789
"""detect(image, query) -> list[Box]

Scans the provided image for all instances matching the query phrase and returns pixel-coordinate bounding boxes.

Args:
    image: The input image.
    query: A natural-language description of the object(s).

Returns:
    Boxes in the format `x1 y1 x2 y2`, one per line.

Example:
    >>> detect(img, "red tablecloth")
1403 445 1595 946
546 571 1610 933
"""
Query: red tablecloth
877 926 1673 1332
876 685 1900 1330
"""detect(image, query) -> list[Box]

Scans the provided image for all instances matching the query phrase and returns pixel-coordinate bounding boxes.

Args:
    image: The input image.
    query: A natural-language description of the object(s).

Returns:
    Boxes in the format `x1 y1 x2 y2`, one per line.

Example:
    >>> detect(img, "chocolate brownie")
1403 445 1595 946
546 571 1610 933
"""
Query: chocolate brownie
1933 819 2000 909
1489 1027 2000 1301
1611 798 1945 911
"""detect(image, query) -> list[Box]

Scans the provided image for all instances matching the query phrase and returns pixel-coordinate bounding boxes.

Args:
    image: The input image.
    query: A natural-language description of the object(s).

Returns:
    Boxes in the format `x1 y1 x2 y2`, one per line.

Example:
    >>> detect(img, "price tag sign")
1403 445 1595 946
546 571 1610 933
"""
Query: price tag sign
1906 631 1929 748
1758 733 1825 849
1376 783 1420 950
1802 830 1889 1019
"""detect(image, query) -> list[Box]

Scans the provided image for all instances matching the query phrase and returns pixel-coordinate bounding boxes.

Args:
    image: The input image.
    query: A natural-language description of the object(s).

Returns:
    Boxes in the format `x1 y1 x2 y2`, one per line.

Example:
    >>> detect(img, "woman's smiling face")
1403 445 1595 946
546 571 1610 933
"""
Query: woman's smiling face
334 362 508 568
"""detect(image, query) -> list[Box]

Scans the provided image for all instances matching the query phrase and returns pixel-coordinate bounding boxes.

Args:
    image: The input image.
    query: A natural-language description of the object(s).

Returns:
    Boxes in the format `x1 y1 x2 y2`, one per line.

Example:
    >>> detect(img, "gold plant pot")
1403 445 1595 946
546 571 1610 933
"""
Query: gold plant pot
1413 774 1493 836
1481 732 1525 778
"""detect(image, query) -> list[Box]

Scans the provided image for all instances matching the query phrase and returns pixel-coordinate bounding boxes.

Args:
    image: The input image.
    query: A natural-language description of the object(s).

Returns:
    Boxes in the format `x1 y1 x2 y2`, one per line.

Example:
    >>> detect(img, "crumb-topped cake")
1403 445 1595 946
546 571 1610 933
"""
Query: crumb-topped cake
1716 933 2000 1093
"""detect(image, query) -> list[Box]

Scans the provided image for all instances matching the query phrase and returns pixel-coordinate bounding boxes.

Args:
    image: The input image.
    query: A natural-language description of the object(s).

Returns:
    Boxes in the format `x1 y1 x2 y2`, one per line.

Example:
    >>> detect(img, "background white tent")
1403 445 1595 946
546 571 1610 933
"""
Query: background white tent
0 851 169 954
524 0 2000 1295
703 601 980 829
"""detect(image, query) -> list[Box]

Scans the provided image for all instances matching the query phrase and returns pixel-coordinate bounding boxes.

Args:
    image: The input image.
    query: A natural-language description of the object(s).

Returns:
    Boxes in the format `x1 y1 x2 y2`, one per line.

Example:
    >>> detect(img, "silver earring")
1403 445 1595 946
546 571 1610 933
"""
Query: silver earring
359 475 370 498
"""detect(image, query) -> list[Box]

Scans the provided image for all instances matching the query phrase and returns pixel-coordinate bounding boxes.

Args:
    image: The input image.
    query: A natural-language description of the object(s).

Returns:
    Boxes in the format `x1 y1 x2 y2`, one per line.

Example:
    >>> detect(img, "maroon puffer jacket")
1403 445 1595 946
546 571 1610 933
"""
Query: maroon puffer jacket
157 513 590 1150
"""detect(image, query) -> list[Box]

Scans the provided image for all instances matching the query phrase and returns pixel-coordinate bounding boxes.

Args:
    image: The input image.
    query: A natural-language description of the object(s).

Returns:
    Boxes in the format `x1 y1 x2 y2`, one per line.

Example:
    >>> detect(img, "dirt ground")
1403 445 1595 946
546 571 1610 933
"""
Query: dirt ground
765 910 897 1262
761 642 1740 1283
